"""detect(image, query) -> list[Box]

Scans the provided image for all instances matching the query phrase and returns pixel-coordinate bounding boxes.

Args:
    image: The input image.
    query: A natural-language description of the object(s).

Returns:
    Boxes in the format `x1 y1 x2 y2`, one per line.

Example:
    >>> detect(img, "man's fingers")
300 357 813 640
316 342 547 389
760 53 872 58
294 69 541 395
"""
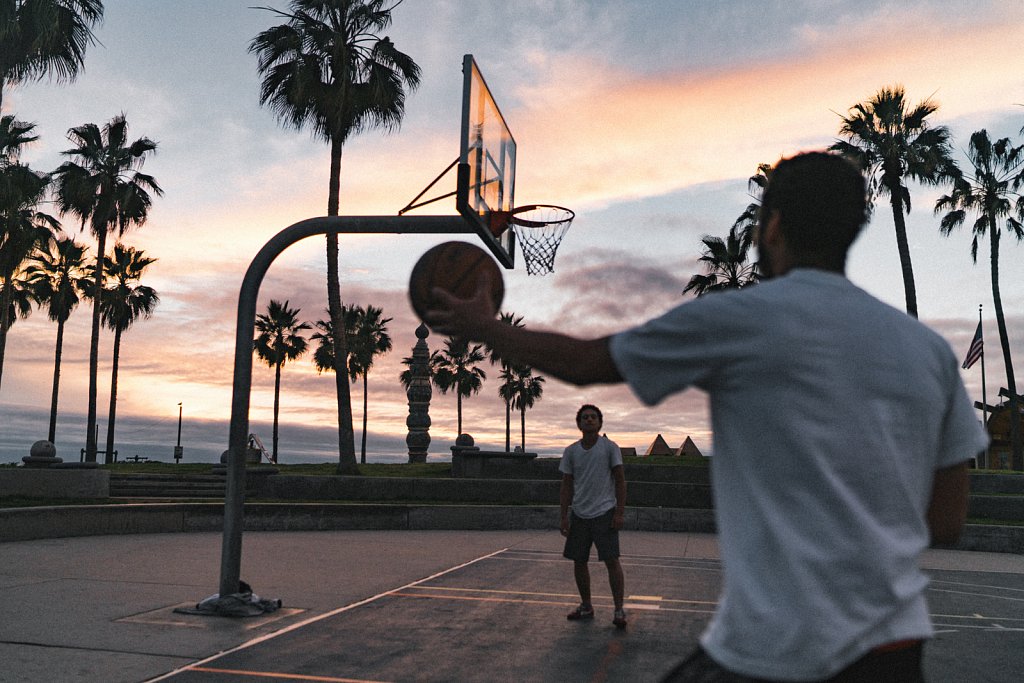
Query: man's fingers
430 287 458 306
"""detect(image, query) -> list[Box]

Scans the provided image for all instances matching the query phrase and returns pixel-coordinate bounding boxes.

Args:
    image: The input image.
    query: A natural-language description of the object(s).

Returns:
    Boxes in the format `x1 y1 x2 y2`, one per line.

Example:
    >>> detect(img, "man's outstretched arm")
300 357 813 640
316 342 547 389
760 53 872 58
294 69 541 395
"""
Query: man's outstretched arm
425 281 623 386
927 460 971 546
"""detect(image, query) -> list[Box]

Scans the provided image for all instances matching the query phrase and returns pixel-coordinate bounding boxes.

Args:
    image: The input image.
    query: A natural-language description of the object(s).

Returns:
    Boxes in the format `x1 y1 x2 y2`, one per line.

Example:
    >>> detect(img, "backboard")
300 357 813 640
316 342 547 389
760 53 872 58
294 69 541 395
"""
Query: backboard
457 54 516 268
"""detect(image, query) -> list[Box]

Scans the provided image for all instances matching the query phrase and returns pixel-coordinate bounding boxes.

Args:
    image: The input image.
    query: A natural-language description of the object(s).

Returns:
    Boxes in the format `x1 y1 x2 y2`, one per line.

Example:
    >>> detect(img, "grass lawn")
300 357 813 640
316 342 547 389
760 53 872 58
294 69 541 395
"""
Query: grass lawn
92 455 708 476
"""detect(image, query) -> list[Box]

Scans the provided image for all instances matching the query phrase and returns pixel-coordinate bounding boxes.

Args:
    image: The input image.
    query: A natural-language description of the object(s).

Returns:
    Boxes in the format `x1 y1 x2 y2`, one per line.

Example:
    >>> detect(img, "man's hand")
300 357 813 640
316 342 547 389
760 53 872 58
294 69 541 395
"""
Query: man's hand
424 274 497 340
928 460 970 545
560 515 571 537
428 281 624 388
612 509 624 530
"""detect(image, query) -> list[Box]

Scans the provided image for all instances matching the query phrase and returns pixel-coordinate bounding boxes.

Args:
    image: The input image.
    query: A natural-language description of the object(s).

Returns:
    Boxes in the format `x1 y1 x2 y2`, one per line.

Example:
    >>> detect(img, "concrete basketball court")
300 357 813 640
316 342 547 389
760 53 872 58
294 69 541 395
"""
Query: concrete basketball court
2 530 1023 682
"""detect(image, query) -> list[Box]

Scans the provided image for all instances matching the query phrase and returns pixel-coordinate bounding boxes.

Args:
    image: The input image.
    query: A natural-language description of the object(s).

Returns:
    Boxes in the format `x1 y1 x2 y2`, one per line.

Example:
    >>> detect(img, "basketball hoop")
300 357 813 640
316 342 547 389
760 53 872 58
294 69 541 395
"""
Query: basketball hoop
492 204 575 276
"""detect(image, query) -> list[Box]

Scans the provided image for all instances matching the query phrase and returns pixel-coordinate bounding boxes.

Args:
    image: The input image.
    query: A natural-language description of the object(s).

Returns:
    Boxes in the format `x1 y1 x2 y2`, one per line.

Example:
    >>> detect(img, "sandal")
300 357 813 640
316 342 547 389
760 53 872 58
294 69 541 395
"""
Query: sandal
566 604 594 620
613 608 627 628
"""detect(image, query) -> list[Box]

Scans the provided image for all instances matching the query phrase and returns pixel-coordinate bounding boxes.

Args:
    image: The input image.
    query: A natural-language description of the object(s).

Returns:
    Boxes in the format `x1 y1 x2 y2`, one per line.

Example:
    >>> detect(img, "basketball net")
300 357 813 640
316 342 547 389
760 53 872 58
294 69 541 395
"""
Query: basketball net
505 205 575 276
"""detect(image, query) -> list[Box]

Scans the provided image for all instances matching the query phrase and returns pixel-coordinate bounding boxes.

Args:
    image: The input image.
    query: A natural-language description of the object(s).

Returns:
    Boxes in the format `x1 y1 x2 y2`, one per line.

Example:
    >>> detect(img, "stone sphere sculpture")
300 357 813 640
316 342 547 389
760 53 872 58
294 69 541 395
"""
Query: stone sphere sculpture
22 440 62 467
31 440 57 458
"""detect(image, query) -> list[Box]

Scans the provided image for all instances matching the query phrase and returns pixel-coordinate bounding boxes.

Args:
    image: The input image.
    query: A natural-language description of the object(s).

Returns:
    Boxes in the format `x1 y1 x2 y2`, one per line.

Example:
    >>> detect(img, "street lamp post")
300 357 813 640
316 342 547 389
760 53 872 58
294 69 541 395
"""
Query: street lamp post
174 402 183 463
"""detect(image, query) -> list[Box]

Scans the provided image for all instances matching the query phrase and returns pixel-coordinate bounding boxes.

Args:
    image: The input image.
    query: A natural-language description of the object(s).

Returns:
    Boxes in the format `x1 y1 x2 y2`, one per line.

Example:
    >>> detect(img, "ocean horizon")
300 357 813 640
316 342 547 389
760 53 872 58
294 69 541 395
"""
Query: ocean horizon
0 403 460 466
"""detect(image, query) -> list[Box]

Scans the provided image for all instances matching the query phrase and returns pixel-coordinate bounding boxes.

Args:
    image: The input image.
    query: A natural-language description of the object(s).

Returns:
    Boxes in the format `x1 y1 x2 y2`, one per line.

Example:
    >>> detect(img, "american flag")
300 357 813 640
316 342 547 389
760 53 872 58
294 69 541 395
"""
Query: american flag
962 322 983 369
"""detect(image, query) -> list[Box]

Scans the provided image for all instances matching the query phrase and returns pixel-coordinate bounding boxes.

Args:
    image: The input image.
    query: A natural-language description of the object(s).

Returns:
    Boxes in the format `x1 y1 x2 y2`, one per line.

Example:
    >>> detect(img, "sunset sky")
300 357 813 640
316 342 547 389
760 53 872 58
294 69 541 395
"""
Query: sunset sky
2 0 1023 464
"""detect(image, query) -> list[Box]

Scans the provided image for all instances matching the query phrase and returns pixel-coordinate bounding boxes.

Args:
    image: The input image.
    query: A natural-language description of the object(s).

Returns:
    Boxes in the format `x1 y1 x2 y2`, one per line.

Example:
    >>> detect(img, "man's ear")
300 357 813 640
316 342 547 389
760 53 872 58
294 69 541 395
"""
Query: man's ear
760 210 783 248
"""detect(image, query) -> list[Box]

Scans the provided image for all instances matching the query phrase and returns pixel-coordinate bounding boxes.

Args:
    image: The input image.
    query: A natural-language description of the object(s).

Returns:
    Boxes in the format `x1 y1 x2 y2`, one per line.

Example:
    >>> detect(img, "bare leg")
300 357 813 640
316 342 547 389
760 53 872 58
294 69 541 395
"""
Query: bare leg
574 560 592 606
605 558 624 609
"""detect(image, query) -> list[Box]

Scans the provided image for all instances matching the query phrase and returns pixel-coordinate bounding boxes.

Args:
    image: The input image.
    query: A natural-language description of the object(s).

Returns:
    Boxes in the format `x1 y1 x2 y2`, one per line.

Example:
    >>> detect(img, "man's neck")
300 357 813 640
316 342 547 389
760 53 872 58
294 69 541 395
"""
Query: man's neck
580 433 599 448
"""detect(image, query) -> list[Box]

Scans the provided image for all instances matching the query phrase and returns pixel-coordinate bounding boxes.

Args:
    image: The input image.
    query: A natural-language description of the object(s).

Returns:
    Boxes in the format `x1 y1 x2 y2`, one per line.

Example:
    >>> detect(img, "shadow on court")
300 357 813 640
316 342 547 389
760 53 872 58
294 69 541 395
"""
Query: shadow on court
3 531 1022 682
154 541 1024 683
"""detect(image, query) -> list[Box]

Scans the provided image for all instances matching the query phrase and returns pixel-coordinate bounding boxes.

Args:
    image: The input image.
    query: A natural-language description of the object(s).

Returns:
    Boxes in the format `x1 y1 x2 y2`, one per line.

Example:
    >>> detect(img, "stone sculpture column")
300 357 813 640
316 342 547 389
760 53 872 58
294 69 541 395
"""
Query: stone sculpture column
406 323 433 463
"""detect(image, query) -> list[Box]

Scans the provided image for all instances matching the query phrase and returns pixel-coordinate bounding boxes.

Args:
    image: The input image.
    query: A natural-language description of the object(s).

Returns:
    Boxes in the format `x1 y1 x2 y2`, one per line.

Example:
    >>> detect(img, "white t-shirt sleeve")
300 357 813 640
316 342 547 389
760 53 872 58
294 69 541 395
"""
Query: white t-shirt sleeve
558 444 574 475
938 358 990 468
609 296 733 405
607 439 623 469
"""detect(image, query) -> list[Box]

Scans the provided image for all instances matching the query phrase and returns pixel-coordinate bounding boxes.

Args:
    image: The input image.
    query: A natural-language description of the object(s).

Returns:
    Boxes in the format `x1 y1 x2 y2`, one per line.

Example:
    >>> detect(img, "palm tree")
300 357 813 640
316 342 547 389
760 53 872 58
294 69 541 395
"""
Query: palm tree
732 162 773 240
486 311 524 451
255 299 310 463
507 363 544 451
24 235 89 442
0 0 104 113
347 305 391 463
312 304 392 463
310 305 357 374
1 116 59 390
52 114 161 462
98 243 158 463
433 335 486 437
0 264 34 339
683 224 759 297
497 365 518 449
935 130 1023 470
250 0 421 474
830 86 958 318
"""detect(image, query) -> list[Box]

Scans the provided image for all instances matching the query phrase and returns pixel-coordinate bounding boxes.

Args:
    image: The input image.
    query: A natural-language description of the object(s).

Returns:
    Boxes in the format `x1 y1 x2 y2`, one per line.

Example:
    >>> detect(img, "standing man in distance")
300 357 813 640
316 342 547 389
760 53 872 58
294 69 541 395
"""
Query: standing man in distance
560 404 628 628
425 151 987 681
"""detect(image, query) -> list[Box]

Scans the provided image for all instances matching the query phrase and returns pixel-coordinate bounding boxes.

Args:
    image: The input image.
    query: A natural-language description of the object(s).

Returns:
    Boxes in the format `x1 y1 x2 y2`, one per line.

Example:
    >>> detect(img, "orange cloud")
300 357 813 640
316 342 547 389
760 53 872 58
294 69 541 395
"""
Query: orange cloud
503 14 1024 210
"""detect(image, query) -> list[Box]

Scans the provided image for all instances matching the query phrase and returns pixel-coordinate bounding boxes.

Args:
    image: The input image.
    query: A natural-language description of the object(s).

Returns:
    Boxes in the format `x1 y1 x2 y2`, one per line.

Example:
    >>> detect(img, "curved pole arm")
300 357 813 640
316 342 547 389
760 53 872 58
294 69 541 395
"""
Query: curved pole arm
219 214 469 599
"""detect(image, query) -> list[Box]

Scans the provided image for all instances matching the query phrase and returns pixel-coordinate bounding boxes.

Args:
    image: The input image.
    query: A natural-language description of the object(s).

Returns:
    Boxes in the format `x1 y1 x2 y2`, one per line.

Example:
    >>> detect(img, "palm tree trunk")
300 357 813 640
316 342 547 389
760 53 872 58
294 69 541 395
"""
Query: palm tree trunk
0 272 11 392
505 398 511 451
457 392 463 436
273 361 282 463
48 318 66 443
85 228 107 462
327 136 358 474
889 196 918 318
104 327 122 463
990 229 1022 470
520 405 526 451
360 373 369 464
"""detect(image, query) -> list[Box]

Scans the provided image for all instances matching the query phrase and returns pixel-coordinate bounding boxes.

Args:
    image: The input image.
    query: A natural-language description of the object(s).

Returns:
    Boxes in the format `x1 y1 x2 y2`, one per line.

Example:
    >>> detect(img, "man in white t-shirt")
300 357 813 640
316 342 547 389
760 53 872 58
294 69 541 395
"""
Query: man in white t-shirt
424 151 987 682
559 404 628 628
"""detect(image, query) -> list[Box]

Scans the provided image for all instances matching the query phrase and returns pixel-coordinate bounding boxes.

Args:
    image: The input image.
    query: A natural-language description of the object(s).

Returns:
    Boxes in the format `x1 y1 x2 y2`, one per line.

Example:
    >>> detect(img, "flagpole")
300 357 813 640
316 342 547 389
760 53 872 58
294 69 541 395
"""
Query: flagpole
980 304 989 469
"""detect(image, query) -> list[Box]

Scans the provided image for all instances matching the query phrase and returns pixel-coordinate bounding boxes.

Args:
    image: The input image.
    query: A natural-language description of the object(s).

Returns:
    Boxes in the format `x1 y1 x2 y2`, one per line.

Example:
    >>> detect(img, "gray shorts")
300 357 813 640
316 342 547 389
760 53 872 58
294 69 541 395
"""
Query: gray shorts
563 508 620 562
660 644 924 682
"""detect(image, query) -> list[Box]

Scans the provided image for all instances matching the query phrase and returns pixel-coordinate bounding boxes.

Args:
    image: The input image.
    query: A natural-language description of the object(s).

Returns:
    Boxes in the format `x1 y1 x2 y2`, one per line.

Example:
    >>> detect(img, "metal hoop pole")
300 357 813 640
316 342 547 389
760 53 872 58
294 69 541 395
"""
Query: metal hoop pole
218 214 469 600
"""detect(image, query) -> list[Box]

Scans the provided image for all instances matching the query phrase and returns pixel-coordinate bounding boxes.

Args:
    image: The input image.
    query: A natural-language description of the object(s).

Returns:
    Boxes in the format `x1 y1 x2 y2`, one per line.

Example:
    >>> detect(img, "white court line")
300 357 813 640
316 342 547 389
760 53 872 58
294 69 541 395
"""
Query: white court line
929 579 1024 595
493 555 723 573
144 547 510 682
928 587 1024 604
931 611 1024 624
393 590 716 616
402 584 718 607
932 622 1024 632
501 548 721 564
626 604 664 611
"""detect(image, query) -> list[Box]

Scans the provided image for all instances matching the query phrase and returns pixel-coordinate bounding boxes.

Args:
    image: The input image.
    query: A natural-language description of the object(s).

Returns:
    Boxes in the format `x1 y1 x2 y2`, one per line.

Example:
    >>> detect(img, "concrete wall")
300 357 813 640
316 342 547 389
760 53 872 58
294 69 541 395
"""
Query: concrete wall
2 503 1020 554
968 473 1024 494
0 469 109 498
0 503 714 542
454 458 712 484
258 475 714 509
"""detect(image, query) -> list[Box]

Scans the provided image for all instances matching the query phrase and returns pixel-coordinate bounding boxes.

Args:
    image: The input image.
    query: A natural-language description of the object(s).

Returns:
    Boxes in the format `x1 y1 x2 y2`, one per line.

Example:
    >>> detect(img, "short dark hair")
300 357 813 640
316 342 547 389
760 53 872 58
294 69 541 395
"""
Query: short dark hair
759 152 868 270
576 404 603 426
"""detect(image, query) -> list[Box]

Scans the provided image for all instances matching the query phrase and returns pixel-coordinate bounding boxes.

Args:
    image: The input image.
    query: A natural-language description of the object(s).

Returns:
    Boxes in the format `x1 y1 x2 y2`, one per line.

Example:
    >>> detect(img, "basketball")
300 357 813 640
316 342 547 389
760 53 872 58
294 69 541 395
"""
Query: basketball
408 241 504 323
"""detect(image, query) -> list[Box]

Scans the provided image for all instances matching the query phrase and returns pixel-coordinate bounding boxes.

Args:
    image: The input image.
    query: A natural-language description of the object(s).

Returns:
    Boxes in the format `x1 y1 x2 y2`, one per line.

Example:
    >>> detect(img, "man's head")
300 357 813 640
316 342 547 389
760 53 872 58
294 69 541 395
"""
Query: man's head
576 404 603 432
757 151 868 277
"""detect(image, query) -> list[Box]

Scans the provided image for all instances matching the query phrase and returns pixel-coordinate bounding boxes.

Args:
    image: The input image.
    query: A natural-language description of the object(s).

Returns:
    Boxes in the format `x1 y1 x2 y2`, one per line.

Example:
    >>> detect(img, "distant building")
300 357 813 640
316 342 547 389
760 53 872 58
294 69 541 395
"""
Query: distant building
620 447 638 458
644 434 674 456
676 436 703 458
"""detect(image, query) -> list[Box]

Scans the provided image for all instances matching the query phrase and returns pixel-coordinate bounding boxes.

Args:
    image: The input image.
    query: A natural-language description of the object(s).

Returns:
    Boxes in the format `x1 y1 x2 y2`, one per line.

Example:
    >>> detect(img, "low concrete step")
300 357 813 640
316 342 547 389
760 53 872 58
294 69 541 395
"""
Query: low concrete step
108 473 255 499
